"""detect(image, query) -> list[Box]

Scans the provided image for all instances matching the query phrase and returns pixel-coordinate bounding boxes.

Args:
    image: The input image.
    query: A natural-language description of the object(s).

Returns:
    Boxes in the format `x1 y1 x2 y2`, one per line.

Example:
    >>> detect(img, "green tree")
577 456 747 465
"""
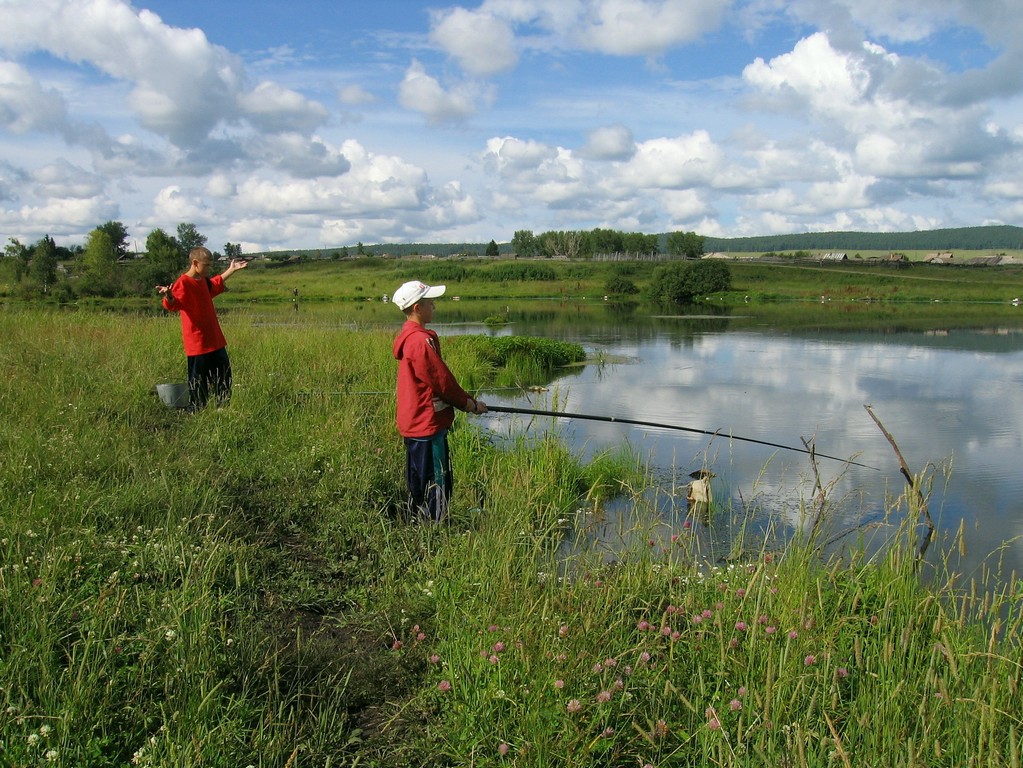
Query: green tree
622 232 659 255
143 228 183 288
77 228 120 296
666 230 706 259
486 239 500 257
223 242 243 259
28 235 58 293
649 259 730 306
176 223 207 255
511 230 538 258
604 275 639 295
97 220 131 259
4 237 31 282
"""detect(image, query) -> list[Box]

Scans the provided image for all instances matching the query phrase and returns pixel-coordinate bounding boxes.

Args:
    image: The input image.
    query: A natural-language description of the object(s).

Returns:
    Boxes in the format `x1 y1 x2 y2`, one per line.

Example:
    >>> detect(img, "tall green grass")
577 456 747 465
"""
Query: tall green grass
0 307 1020 767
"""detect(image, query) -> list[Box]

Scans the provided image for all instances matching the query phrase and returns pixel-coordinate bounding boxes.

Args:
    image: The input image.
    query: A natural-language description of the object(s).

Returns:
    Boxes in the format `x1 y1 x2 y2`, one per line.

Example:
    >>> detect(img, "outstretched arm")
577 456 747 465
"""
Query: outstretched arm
220 258 249 281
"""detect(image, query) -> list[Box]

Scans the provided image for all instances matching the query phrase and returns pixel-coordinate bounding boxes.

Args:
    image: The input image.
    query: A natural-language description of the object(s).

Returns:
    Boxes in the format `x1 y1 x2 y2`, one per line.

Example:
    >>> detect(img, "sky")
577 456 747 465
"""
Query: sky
2 0 1023 254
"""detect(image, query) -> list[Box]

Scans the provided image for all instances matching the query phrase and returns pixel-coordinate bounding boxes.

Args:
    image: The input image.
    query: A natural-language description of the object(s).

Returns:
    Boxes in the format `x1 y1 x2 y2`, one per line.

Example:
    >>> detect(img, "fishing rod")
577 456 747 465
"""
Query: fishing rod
485 404 879 471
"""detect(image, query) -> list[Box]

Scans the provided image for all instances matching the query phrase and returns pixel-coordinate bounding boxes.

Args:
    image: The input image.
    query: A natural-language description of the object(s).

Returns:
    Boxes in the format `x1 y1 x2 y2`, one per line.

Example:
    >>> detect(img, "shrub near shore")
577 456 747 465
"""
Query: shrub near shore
0 308 1020 766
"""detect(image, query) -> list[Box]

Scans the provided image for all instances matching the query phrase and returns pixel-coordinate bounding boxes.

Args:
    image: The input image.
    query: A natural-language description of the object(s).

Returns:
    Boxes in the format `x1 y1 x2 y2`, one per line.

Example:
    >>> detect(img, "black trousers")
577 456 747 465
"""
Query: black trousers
187 347 232 409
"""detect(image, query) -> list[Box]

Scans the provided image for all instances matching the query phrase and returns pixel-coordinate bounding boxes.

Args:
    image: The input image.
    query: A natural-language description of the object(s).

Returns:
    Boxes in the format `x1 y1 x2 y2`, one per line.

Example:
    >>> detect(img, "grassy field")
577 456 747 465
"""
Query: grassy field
1 263 1022 766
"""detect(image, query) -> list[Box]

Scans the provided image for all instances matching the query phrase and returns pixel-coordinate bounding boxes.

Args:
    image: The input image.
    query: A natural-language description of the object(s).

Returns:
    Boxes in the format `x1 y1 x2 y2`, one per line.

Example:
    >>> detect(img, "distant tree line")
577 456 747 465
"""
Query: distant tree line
703 225 1023 253
511 228 704 259
1 221 243 301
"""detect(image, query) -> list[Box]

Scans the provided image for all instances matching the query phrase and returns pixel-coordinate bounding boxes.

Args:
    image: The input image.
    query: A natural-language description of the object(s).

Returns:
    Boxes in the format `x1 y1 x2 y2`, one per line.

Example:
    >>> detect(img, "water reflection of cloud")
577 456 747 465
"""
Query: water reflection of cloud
492 329 1023 582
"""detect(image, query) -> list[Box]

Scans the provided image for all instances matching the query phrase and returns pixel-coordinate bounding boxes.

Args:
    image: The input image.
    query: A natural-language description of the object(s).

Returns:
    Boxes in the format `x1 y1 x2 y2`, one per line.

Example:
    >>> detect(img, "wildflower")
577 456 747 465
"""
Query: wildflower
765 626 776 635
592 662 604 674
416 632 426 642
738 686 747 697
692 614 703 625
604 657 617 667
735 588 746 597
788 630 799 640
708 717 721 730
392 640 403 650
488 624 500 632
438 680 452 692
164 629 176 642
601 726 614 738
639 651 651 664
804 655 816 666
429 654 441 664
559 624 569 638
654 719 669 737
45 750 58 761
596 690 612 703
492 642 505 653
498 742 510 757
39 724 52 737
489 654 499 664
554 679 564 689
28 733 40 745
735 621 747 631
837 667 849 678
614 678 624 690
730 699 742 711
670 631 681 642
637 619 650 631
567 699 582 713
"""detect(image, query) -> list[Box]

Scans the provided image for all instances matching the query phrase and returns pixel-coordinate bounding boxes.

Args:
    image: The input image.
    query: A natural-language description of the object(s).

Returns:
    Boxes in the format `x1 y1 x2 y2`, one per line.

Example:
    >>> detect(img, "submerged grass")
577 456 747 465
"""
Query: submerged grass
0 307 1020 766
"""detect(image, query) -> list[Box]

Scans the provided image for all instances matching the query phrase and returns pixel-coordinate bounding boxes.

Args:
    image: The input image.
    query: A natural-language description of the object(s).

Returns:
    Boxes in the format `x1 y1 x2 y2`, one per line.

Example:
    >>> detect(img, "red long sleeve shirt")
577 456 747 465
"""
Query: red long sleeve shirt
162 273 227 356
393 320 471 438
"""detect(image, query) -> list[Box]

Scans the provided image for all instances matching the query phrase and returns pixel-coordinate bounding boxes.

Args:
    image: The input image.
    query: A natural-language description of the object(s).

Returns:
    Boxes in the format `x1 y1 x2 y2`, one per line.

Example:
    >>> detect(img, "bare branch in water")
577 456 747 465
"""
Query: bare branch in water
864 404 935 563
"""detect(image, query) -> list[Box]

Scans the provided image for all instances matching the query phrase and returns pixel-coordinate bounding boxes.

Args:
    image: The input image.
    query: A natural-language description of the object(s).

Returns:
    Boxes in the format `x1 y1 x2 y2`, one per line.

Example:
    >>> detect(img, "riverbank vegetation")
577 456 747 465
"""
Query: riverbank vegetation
1 308 1020 766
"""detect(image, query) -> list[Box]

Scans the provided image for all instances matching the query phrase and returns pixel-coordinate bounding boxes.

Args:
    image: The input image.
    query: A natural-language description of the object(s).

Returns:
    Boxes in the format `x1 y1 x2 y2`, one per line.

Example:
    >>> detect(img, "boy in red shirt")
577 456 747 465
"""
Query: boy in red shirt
392 280 487 522
157 247 248 410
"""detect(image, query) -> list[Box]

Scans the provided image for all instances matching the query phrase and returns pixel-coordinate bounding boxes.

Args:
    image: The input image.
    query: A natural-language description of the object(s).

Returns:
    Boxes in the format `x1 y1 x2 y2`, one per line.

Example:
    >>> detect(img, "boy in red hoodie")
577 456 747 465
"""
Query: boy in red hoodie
392 280 487 522
157 246 248 410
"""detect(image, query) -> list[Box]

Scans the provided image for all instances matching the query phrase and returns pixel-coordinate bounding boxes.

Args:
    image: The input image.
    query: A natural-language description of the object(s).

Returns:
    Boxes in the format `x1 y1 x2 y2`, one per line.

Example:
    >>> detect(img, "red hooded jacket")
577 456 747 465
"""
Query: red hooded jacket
393 320 472 438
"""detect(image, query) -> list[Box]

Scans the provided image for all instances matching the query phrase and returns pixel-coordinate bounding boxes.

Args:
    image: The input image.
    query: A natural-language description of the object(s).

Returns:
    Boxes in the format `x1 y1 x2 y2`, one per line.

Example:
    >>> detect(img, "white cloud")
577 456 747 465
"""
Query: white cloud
430 7 519 76
618 132 726 189
580 124 636 161
398 59 482 123
237 81 329 134
338 84 375 106
32 159 104 199
151 184 210 224
575 0 730 56
0 61 68 134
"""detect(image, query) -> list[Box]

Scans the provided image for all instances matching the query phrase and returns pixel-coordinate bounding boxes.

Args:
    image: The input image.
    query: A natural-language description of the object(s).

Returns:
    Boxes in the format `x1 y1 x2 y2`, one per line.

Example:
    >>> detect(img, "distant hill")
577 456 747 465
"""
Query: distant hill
701 225 1023 253
255 225 1023 260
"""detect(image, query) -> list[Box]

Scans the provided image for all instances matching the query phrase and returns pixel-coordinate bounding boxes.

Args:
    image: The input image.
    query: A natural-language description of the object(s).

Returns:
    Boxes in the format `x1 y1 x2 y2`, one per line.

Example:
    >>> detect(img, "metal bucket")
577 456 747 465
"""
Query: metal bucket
156 382 190 409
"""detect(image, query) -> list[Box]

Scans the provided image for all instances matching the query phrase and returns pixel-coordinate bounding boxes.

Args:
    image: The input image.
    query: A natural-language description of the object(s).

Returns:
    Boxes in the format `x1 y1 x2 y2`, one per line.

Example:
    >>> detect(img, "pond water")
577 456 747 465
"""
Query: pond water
426 300 1023 587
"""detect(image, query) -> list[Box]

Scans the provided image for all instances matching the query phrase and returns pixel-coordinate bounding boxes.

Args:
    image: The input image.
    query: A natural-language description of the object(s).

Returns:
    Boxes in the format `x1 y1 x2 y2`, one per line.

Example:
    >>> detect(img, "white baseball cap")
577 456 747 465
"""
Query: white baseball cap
393 280 446 310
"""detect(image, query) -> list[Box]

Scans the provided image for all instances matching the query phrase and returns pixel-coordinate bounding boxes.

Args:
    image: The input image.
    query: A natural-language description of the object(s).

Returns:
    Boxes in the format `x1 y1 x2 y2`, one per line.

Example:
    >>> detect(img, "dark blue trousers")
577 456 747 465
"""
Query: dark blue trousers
404 431 452 522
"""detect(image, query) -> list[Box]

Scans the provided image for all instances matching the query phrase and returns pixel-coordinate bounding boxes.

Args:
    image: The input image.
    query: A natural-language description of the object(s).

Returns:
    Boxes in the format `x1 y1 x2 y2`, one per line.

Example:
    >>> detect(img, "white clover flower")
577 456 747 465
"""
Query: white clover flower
39 724 52 736
28 733 40 745
45 749 58 761
164 629 177 641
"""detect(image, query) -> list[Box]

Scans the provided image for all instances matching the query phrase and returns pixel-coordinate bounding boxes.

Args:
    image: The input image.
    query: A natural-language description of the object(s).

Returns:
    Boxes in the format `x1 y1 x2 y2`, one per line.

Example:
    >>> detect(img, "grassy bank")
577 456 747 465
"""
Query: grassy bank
1 308 1021 766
